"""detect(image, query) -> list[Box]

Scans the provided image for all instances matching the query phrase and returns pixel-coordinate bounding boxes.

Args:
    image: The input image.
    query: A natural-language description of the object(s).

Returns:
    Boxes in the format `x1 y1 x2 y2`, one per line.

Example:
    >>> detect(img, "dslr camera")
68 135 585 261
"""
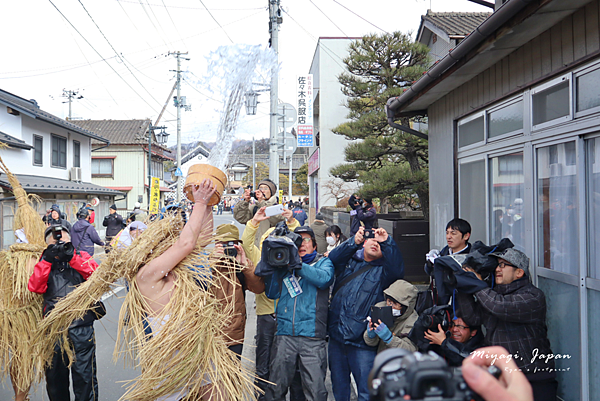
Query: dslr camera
47 225 74 261
261 222 302 269
369 348 500 401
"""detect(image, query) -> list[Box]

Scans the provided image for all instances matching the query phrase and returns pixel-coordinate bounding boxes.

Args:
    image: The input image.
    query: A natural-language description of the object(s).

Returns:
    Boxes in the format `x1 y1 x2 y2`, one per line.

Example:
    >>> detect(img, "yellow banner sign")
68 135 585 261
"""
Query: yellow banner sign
279 189 284 204
149 177 161 214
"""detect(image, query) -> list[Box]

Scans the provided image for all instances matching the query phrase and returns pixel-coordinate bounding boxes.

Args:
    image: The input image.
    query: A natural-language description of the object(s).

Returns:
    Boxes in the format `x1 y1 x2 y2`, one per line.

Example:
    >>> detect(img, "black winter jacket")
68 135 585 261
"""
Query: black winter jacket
460 277 556 380
103 213 124 237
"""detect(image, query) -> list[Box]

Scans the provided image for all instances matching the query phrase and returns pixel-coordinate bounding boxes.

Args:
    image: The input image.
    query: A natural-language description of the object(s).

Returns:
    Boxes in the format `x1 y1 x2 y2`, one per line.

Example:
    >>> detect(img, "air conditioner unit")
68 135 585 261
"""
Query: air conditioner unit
70 167 82 181
549 163 563 177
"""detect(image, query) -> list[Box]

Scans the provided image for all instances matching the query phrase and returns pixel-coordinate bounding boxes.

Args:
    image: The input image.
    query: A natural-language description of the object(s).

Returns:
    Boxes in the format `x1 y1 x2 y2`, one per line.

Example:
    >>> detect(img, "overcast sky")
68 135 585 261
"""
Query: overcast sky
0 0 488 146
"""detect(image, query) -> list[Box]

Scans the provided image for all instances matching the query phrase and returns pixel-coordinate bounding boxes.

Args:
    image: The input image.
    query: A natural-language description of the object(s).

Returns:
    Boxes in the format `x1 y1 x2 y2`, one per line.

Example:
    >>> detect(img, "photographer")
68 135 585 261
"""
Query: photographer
423 313 483 367
460 248 557 401
71 208 104 257
28 224 100 401
210 224 264 357
262 225 334 401
234 179 284 241
364 279 418 353
42 204 71 232
240 206 303 401
327 227 404 401
349 196 377 237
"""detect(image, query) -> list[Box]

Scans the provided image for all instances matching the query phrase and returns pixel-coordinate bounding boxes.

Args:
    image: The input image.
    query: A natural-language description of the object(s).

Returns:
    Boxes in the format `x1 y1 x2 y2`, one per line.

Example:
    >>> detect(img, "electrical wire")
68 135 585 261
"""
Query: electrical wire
76 0 172 114
143 0 176 48
308 0 347 37
115 0 265 11
331 0 389 34
198 0 234 44
161 0 188 49
182 77 223 103
117 0 155 50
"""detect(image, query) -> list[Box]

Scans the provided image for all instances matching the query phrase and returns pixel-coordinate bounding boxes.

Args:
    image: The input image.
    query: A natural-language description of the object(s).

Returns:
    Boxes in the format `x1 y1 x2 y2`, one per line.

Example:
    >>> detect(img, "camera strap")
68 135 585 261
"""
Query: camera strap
332 264 376 299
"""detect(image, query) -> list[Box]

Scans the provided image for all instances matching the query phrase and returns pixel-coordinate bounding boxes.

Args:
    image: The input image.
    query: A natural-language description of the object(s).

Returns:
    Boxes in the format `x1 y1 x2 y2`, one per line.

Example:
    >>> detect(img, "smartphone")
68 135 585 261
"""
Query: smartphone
265 204 284 217
370 305 394 328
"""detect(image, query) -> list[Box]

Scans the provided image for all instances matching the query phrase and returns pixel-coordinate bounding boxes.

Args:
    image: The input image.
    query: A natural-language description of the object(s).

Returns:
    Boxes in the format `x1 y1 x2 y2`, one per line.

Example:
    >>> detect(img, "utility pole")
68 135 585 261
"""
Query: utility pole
61 89 83 121
268 0 281 187
252 136 256 190
169 51 189 203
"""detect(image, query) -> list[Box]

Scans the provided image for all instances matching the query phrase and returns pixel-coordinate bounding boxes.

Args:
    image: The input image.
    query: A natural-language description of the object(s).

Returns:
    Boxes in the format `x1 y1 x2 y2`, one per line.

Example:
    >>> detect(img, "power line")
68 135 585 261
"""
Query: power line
308 0 347 37
198 0 234 43
115 0 265 11
136 0 169 48
331 0 389 34
142 0 176 48
77 0 169 113
161 0 188 49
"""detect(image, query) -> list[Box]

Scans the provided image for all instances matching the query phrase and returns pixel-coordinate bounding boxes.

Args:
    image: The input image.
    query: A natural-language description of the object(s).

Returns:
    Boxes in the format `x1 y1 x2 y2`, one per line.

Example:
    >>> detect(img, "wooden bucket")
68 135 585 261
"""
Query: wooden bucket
183 164 228 206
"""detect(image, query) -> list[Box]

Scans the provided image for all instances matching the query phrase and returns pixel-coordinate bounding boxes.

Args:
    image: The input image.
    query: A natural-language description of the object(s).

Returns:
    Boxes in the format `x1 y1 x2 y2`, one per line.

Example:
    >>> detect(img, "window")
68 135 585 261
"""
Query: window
92 158 113 177
489 152 524 246
532 76 570 129
458 114 484 148
488 100 523 139
150 160 163 179
587 138 600 279
51 135 67 168
536 142 579 275
459 159 486 242
73 141 80 168
33 135 43 166
577 67 600 112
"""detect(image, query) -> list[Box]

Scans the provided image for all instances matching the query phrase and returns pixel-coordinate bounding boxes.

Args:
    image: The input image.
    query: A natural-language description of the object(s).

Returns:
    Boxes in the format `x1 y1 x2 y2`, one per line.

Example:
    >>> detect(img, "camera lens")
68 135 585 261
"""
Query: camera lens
274 250 286 262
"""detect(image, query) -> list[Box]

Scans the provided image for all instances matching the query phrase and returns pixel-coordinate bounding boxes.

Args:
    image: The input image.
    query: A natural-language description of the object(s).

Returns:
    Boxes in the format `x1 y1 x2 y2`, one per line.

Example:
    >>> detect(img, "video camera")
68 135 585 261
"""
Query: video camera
368 348 500 401
47 225 74 262
255 222 303 276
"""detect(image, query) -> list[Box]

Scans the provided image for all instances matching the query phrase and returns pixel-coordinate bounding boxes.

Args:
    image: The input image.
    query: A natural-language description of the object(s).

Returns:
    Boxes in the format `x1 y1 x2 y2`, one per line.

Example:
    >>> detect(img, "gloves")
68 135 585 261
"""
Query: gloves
374 322 393 344
58 242 75 262
43 244 60 262
367 322 377 339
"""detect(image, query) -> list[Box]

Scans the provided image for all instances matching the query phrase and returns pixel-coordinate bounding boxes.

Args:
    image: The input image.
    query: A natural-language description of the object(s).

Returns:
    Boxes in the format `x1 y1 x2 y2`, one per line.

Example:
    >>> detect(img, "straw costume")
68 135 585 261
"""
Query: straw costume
0 156 46 396
36 185 258 400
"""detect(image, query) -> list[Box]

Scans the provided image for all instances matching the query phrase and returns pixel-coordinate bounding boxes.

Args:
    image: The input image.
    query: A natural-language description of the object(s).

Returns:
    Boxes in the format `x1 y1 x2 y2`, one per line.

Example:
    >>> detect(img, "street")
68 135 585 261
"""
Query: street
0 212 350 400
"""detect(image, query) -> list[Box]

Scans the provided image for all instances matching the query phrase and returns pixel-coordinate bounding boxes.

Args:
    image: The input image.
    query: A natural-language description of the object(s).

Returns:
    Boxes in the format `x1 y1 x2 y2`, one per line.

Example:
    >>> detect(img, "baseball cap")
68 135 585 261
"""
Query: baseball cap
215 224 242 243
294 226 315 240
490 248 529 275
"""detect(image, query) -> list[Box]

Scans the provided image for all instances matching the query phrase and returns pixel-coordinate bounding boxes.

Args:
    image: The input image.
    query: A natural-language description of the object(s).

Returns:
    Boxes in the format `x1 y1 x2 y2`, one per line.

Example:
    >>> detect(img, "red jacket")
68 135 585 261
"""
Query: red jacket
28 250 97 294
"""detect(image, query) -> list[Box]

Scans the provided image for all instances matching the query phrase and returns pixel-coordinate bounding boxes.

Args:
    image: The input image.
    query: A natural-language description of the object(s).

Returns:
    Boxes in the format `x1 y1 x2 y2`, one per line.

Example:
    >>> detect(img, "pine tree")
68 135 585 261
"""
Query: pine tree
331 32 430 218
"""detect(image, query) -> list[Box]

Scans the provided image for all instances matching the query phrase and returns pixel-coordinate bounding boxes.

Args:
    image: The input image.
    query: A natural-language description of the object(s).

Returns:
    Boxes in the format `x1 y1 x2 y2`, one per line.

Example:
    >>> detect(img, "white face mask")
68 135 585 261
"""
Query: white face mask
392 309 402 317
326 236 336 245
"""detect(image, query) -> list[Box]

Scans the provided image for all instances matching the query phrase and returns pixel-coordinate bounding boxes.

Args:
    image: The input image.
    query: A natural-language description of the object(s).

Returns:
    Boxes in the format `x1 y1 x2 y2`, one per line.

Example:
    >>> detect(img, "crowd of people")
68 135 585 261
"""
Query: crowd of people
20 178 553 401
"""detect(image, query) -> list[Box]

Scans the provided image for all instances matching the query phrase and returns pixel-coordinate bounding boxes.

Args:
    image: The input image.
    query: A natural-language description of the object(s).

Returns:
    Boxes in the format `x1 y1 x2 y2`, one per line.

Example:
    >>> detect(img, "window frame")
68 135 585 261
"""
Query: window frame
73 140 81 168
457 110 485 151
486 96 524 142
32 135 43 166
574 60 600 119
91 157 114 178
530 73 573 132
50 134 67 169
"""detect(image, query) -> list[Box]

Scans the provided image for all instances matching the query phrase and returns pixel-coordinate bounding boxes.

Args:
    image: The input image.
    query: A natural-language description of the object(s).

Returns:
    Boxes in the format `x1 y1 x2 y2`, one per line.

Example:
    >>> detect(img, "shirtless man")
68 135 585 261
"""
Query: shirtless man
135 179 223 401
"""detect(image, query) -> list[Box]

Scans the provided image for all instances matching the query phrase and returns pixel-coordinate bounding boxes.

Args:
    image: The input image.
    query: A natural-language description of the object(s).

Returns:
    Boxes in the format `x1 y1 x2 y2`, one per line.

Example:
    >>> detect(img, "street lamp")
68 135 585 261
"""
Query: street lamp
148 125 169 210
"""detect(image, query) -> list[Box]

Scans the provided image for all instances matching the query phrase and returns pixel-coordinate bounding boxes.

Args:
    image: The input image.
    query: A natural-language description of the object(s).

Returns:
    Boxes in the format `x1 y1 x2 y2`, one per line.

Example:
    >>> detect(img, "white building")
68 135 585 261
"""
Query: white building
307 37 360 213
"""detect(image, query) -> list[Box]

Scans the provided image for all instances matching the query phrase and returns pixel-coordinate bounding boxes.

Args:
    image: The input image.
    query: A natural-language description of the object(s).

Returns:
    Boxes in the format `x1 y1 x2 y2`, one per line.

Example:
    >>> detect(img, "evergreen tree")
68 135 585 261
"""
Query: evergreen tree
331 32 430 218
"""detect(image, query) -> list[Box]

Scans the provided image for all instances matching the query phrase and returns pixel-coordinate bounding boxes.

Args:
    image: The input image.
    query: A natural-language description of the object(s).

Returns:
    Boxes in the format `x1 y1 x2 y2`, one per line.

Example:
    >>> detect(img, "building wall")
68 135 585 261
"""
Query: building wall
428 1 600 248
426 2 600 398
0 114 94 181
309 38 359 210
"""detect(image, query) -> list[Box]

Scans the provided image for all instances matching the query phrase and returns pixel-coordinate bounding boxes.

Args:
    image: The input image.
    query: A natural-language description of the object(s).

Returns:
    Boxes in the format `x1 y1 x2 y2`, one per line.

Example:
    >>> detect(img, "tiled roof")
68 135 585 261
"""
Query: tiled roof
182 143 211 164
0 89 109 143
229 154 307 170
71 119 154 146
420 10 491 37
0 174 124 196
0 130 32 150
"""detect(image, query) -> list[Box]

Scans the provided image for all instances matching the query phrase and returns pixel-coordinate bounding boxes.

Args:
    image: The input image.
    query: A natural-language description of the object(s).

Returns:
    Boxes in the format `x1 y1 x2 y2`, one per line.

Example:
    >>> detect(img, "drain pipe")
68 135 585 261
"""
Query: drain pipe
387 120 428 140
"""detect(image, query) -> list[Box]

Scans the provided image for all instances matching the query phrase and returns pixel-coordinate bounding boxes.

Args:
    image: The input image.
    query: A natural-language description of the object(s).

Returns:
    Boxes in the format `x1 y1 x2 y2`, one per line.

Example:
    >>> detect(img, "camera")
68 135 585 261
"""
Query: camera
364 228 375 239
422 308 450 332
223 241 238 258
369 348 499 401
259 222 303 271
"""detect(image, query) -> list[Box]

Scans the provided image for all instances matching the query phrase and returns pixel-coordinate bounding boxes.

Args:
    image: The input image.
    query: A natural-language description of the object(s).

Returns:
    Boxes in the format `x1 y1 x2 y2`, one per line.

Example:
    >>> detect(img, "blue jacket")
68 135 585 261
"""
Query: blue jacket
265 255 334 339
328 236 404 349
349 206 377 236
71 219 104 256
292 208 308 226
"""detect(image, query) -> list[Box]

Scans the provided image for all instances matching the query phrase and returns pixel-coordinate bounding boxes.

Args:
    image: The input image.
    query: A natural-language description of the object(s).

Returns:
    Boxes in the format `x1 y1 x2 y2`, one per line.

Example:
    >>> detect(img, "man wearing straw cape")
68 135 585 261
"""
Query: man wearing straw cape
135 179 230 401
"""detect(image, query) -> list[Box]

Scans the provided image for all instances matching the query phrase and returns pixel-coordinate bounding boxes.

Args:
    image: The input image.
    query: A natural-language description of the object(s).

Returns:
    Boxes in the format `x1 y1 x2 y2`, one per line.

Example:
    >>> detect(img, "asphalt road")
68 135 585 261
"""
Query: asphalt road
0 211 353 400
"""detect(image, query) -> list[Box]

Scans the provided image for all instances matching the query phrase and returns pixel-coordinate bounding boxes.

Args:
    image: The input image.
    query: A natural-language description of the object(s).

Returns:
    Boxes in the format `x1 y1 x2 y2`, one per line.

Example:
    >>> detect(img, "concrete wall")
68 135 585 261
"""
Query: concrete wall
308 38 359 210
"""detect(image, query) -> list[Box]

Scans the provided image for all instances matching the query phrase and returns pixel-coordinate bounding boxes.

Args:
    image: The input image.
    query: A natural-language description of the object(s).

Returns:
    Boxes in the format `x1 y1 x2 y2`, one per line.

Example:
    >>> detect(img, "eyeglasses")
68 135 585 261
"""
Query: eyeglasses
301 237 312 243
497 261 516 269
130 228 138 231
451 323 470 330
